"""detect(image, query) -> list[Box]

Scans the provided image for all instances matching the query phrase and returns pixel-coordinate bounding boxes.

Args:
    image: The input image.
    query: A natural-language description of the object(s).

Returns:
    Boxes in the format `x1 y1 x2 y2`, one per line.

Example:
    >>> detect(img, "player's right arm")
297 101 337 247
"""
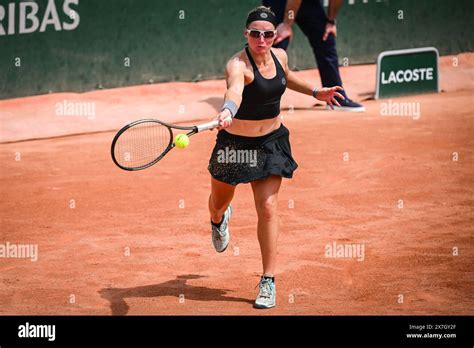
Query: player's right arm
214 56 246 129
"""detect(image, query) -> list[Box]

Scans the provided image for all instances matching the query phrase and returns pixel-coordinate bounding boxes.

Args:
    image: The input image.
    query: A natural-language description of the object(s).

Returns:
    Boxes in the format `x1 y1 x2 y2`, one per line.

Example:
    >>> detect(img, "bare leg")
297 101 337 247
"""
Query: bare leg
250 175 282 276
209 177 236 224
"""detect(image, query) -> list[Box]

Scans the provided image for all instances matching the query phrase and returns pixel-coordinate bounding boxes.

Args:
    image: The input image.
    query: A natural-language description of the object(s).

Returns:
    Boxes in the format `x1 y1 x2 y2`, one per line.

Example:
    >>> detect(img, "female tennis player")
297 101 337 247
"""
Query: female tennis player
207 6 344 309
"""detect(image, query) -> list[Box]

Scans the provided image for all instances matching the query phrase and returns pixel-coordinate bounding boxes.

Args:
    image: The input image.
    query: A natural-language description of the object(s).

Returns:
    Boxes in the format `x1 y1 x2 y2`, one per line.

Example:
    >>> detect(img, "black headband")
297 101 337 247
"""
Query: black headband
246 10 277 28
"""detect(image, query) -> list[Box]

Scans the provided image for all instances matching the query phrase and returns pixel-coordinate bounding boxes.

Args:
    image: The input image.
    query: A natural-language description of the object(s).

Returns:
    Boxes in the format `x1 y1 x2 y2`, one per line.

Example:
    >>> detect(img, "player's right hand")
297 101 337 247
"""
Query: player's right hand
213 109 233 130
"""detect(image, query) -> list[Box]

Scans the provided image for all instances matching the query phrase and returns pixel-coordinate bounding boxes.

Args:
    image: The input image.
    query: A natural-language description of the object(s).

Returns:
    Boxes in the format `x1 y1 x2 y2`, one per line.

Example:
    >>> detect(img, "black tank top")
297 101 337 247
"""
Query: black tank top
234 46 287 120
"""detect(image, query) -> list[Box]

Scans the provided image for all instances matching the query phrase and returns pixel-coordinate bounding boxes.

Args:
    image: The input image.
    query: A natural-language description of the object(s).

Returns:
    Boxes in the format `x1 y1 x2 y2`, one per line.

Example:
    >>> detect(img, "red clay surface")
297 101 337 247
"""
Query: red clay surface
0 54 473 315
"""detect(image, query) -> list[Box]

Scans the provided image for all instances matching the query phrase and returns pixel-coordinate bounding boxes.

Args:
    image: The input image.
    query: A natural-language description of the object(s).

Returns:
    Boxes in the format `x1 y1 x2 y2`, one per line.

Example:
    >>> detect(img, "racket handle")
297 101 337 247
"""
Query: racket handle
197 120 219 132
197 117 232 132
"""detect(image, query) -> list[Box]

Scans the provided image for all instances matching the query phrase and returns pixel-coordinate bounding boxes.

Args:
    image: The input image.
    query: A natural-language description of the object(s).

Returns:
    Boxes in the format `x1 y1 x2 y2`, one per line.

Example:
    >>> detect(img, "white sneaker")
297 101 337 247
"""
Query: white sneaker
211 204 232 253
254 276 276 309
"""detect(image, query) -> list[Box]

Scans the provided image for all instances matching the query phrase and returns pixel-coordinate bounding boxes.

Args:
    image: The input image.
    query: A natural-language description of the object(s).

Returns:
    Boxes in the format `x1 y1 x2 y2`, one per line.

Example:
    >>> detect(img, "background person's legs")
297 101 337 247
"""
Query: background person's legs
250 175 282 276
263 0 290 50
263 0 343 90
209 177 235 224
295 0 346 97
265 0 364 110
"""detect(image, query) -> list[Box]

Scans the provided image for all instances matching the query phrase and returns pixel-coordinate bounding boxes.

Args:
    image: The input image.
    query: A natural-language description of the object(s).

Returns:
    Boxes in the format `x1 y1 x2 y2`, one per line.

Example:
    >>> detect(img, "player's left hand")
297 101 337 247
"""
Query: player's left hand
315 86 345 110
322 23 337 41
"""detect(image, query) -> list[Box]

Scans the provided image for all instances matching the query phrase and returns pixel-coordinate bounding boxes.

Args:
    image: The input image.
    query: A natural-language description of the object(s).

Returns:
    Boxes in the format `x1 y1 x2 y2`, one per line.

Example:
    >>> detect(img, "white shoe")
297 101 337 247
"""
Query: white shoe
211 204 232 253
254 276 276 309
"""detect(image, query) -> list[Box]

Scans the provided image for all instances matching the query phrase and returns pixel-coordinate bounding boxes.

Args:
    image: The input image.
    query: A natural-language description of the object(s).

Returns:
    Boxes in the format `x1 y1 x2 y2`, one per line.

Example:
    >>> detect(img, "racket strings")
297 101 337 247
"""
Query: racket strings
114 122 172 169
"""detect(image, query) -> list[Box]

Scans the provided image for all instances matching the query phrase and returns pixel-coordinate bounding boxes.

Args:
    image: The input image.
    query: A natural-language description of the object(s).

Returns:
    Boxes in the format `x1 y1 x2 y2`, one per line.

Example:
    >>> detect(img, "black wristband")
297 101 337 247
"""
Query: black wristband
327 18 336 25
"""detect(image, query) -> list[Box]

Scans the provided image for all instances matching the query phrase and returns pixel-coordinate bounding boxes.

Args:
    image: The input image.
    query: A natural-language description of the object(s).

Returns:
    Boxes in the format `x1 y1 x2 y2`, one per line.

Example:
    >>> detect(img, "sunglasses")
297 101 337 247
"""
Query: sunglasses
246 29 276 39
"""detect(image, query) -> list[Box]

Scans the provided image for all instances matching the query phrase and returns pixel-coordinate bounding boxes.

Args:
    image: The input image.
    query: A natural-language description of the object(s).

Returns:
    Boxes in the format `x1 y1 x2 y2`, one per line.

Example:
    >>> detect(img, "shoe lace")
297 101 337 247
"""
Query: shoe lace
256 278 272 298
212 221 226 239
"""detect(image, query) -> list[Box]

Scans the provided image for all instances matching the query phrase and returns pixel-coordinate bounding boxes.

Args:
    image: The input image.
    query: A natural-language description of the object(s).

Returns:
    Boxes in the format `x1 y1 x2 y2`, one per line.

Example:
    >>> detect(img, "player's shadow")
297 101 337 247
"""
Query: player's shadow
200 97 223 112
99 274 253 315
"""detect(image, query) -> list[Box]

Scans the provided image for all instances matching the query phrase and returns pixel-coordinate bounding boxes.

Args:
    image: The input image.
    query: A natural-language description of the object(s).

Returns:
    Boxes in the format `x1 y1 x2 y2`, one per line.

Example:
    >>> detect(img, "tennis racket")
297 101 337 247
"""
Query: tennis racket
111 118 225 171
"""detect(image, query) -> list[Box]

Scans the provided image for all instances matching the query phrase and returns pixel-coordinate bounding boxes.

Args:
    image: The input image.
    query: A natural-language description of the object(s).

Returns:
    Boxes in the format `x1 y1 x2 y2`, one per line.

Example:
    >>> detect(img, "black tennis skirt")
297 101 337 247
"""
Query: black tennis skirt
208 124 298 186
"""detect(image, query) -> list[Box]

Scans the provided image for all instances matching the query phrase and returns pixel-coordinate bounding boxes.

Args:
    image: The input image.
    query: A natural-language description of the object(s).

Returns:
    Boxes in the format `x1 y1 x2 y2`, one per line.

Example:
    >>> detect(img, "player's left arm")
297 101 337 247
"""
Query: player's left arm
275 48 345 109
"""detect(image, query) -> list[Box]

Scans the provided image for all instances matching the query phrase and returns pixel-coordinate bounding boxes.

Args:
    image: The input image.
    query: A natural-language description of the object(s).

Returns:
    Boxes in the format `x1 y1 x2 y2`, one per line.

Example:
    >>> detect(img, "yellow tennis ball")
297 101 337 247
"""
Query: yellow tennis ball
174 134 189 149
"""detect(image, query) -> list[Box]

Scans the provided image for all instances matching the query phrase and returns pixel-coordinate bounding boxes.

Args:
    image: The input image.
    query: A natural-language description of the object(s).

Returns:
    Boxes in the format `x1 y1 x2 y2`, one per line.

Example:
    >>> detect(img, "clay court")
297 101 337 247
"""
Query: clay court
1 54 473 315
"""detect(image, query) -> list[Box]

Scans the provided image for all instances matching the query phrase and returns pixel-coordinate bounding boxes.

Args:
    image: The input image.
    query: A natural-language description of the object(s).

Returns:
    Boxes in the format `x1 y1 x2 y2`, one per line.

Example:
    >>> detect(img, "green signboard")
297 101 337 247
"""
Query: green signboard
376 47 439 99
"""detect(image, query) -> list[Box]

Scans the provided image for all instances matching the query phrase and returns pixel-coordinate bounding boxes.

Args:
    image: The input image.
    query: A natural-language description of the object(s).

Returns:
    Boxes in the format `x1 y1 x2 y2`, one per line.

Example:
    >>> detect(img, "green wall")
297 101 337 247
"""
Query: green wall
1 0 472 99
